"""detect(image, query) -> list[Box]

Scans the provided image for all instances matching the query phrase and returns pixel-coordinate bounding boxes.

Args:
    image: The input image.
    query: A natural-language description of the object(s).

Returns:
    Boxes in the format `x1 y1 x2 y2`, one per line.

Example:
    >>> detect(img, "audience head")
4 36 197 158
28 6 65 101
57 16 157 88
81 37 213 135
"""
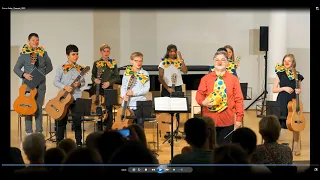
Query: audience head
85 132 103 149
127 124 148 148
96 130 127 163
109 141 159 164
58 138 77 154
231 127 257 156
259 115 281 143
212 144 252 175
201 116 217 149
184 118 208 149
61 147 104 175
23 133 46 163
44 147 66 172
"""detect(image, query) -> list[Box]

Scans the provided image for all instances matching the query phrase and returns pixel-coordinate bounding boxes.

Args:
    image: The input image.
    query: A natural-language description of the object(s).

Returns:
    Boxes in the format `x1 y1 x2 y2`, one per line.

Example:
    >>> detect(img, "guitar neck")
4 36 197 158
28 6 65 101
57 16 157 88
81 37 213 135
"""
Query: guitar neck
295 76 300 112
62 74 82 98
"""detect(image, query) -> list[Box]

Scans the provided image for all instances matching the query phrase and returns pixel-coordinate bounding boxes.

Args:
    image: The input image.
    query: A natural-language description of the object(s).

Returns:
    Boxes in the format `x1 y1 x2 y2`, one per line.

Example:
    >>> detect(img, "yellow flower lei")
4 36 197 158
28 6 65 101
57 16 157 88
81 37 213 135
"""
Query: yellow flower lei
62 63 85 74
161 58 182 69
95 58 117 72
275 63 300 81
21 44 45 57
124 65 149 85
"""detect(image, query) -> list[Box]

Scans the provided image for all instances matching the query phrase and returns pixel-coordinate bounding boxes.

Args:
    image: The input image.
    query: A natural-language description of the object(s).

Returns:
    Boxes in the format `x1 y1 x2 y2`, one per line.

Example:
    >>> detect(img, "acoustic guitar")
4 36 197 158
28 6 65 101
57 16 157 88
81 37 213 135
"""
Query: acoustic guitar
112 75 136 130
157 73 178 138
286 68 306 132
91 68 108 119
13 84 38 115
45 66 90 120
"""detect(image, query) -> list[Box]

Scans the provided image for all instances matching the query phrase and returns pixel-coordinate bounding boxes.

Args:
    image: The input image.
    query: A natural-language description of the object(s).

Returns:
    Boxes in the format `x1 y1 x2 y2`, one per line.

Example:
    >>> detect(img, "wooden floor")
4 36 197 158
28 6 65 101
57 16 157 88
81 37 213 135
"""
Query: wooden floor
10 110 310 164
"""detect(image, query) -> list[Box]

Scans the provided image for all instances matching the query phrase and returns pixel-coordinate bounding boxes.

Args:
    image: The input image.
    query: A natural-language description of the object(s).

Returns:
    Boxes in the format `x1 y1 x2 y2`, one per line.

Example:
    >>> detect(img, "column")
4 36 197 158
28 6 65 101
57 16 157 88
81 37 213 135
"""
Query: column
267 11 287 101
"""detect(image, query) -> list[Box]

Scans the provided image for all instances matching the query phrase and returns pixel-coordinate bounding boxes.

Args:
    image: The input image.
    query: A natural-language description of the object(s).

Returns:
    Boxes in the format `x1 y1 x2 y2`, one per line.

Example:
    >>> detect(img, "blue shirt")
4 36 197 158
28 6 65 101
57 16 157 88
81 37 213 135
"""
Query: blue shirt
53 62 86 100
120 68 150 110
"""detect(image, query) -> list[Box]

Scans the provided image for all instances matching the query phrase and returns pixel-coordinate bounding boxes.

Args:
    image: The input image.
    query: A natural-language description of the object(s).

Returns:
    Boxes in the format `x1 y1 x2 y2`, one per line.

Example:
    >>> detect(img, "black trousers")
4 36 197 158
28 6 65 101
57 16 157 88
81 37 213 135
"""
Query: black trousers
55 100 82 145
216 125 234 145
97 105 113 131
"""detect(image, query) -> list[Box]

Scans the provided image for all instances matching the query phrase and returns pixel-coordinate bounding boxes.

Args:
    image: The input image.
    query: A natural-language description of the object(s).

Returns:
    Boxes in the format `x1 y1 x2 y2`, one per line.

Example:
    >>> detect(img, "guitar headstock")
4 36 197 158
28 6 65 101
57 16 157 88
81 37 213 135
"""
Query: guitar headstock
171 73 177 84
80 66 91 76
128 75 137 89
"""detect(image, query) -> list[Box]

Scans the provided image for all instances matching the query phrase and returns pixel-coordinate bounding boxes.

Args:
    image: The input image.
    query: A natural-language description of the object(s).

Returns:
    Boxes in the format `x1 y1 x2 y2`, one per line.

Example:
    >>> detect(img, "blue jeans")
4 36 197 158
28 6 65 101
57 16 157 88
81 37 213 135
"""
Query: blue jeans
25 89 45 133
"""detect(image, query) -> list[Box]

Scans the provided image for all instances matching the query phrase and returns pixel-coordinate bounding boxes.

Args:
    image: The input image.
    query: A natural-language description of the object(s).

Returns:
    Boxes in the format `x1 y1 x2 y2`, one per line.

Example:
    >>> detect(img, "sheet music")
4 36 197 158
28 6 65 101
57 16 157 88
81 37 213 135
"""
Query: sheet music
154 97 188 111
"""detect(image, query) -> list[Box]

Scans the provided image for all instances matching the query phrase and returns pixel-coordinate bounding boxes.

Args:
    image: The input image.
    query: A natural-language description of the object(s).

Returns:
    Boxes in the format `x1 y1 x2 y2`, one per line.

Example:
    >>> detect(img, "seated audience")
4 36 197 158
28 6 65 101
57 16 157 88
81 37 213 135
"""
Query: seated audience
251 115 296 174
96 130 127 164
126 124 148 148
9 147 25 173
212 144 253 175
57 138 77 154
181 116 217 154
61 147 105 176
15 133 48 174
85 131 103 149
44 147 66 174
231 127 270 173
171 118 214 173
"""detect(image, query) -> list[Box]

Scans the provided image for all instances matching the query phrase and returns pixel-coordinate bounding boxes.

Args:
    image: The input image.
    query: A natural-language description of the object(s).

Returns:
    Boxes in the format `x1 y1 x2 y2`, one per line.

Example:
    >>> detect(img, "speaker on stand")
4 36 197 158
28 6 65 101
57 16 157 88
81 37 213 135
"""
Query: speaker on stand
245 26 269 117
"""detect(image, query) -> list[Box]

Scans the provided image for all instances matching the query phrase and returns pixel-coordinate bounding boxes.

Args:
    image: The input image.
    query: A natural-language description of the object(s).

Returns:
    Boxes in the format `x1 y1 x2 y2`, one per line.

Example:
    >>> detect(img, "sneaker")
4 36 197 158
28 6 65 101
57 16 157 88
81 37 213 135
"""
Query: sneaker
26 132 32 136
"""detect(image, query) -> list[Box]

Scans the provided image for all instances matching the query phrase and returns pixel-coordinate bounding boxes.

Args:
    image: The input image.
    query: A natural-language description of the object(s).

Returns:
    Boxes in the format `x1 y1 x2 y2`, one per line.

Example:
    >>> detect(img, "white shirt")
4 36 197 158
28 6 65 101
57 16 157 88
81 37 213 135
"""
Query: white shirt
158 60 183 87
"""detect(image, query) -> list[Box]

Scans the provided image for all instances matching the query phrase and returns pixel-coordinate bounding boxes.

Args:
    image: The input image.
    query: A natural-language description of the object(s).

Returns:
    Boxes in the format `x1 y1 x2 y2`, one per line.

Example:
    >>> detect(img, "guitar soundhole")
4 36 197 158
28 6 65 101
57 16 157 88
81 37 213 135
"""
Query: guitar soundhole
24 91 31 97
59 97 65 101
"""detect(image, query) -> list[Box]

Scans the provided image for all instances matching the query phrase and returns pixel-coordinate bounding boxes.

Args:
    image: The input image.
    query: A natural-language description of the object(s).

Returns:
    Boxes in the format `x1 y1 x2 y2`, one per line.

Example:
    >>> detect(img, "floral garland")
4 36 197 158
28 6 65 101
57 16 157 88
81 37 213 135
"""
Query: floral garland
161 58 182 69
124 65 149 85
95 58 117 72
275 63 300 81
21 44 45 57
62 63 85 74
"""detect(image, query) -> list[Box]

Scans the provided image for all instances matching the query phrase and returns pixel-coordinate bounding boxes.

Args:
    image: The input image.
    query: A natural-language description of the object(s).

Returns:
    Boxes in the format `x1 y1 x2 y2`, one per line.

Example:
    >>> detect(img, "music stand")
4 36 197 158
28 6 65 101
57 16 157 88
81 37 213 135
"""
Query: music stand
266 100 281 118
154 96 190 161
240 83 248 100
104 89 119 127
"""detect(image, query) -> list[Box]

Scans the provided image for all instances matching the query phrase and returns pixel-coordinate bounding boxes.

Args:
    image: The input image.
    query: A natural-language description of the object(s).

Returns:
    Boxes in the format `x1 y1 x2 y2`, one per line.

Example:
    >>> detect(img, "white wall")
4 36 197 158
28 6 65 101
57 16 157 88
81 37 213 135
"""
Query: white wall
286 11 310 112
10 10 94 109
10 10 310 112
118 10 310 112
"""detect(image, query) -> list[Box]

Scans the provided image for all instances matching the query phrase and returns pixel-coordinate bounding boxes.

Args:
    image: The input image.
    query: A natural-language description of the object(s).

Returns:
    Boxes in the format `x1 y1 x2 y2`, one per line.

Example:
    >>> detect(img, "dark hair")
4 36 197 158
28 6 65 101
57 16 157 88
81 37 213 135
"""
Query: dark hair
28 33 39 40
184 118 208 148
163 44 177 59
66 44 79 55
217 47 227 52
231 127 257 155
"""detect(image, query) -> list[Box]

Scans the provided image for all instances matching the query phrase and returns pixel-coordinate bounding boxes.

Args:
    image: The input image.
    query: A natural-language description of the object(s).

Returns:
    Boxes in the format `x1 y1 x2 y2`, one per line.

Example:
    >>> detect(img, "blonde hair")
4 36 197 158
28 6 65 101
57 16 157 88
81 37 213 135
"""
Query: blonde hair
100 44 111 51
224 45 235 61
282 54 296 68
130 52 143 60
259 115 281 142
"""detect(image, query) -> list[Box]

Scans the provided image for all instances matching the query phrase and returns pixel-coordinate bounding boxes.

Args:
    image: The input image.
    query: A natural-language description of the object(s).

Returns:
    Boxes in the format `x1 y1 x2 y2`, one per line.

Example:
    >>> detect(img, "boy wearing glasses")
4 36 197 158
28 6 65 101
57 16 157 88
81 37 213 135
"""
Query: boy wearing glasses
120 52 150 128
196 49 244 145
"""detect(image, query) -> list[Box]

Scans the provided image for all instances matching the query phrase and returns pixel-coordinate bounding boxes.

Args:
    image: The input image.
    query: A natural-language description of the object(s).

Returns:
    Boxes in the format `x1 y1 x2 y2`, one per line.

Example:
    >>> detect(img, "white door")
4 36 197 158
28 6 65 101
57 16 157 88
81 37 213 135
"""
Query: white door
11 46 20 110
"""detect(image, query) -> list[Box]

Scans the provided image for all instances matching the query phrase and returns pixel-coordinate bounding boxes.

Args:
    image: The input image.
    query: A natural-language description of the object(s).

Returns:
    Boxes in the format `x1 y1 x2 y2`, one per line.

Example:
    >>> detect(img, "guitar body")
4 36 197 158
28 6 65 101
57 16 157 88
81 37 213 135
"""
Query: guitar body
157 113 177 139
13 84 38 115
90 94 108 119
112 106 134 130
45 90 74 120
286 99 306 132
